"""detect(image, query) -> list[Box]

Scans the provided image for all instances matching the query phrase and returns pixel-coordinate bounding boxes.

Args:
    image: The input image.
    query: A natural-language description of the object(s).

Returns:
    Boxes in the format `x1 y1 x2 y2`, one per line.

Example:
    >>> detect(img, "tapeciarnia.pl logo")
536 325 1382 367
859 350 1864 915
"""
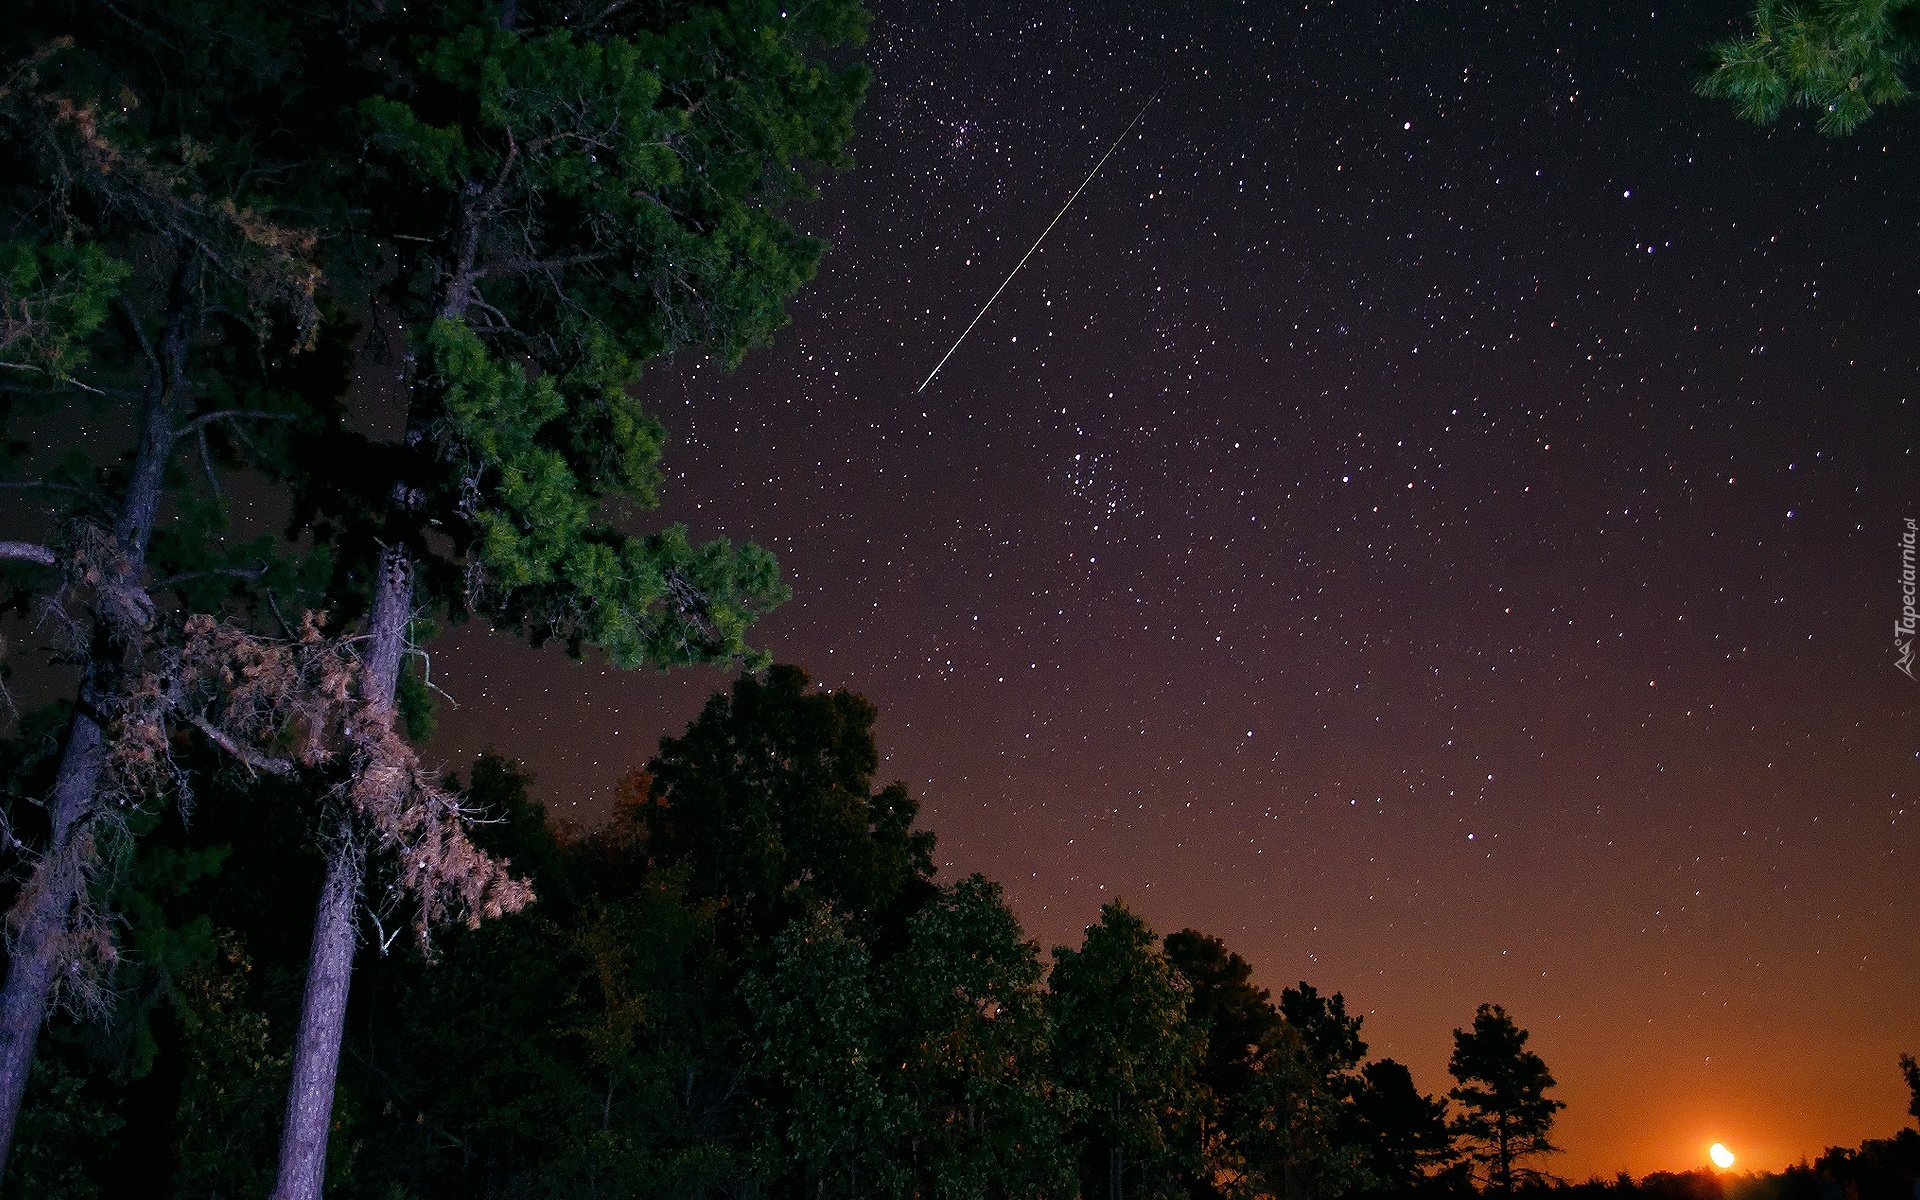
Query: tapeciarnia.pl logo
1899 517 1917 680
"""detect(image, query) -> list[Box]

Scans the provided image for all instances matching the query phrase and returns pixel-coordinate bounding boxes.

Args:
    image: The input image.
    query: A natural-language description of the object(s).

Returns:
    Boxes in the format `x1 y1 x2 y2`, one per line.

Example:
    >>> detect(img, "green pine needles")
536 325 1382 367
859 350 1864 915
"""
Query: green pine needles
1699 0 1920 135
331 2 872 672
0 240 128 379
422 319 784 669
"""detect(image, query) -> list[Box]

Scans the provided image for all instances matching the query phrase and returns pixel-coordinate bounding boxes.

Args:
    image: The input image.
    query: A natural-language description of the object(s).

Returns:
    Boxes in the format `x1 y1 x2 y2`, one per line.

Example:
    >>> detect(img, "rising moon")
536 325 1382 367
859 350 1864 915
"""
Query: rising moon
1709 1144 1736 1169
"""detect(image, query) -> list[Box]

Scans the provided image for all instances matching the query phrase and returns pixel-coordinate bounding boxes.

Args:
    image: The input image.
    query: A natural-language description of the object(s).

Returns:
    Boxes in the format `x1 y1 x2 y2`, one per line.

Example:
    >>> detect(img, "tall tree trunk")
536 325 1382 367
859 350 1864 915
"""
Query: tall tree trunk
0 710 104 1169
272 230 469 1199
0 261 194 1171
267 814 363 1200
269 546 411 1200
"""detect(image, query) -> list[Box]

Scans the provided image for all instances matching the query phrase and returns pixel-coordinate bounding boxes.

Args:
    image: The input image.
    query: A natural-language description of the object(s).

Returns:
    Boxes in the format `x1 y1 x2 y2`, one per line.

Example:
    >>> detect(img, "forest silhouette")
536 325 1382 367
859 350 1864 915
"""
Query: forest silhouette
3 666 1916 1198
0 0 1916 1196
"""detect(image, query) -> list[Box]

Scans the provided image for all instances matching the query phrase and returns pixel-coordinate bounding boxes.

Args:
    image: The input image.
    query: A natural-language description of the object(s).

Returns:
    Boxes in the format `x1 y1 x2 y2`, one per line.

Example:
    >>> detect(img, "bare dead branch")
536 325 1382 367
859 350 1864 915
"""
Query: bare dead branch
264 588 299 639
0 480 89 497
404 646 459 709
0 542 56 567
474 251 610 279
152 562 270 590
184 713 295 778
172 408 295 440
115 296 158 373
465 296 526 342
195 425 220 497
0 361 110 396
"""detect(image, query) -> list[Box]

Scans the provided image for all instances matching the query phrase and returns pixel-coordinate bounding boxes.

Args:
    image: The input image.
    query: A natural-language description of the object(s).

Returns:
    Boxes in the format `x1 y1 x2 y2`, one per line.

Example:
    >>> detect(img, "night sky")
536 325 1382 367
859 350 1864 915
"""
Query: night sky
429 0 1920 1179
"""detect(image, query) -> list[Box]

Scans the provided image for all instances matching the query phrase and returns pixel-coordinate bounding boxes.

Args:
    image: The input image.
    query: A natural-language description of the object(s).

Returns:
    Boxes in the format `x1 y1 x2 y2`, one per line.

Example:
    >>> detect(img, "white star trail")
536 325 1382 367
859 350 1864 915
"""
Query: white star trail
917 86 1164 394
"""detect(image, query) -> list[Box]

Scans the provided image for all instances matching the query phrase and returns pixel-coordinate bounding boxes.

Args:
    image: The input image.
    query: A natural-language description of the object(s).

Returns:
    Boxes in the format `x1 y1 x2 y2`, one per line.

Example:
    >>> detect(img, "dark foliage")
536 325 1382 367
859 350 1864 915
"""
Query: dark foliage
642 663 937 948
1448 1005 1563 1194
1351 1059 1456 1196
8 658 1917 1200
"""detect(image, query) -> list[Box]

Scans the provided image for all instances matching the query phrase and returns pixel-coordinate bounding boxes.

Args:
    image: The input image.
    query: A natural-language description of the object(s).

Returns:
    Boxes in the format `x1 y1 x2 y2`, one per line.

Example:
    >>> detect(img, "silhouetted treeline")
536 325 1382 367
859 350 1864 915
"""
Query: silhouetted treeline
1490 1138 1920 1200
1452 1046 1920 1200
6 667 1904 1200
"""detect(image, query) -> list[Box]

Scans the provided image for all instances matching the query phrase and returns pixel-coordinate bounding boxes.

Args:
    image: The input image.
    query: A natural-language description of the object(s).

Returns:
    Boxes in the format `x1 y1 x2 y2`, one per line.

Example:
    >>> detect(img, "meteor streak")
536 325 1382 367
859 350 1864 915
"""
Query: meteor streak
917 86 1164 394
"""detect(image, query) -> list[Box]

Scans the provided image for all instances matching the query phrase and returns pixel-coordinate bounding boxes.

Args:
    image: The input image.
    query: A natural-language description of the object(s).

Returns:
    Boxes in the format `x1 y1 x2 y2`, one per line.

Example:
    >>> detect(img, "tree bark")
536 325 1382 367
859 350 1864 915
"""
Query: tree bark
267 812 365 1200
269 546 411 1200
0 543 55 566
0 710 104 1168
437 186 484 325
0 259 194 1171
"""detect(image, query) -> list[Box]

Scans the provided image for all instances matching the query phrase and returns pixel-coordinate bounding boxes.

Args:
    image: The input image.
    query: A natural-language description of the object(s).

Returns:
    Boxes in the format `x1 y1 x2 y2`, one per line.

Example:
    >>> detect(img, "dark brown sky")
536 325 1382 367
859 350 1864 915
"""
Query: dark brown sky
428 0 1920 1178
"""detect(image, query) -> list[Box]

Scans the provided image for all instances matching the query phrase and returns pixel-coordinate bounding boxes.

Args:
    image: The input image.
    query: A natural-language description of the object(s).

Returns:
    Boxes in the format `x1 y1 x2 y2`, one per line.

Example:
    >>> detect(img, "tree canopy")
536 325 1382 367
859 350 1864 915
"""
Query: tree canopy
1352 1058 1457 1195
642 663 936 944
1049 901 1204 1200
0 658 1522 1199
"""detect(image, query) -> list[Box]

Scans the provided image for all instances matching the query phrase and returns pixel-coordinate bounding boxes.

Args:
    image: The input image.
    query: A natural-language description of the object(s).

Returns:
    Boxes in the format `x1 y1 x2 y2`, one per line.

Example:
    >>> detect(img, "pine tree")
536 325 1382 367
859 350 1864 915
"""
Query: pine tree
1164 929 1285 1197
252 7 872 1194
1216 981 1374 1200
1279 982 1367 1090
1446 1004 1563 1194
0 12 340 1171
1901 1053 1920 1125
1239 1023 1369 1200
0 3 871 1191
1166 931 1284 1112
642 664 936 947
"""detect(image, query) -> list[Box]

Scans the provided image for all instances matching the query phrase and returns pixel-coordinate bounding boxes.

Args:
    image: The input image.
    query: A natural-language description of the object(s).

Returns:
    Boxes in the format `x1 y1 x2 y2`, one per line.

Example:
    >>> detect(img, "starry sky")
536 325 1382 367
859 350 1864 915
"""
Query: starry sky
429 0 1920 1179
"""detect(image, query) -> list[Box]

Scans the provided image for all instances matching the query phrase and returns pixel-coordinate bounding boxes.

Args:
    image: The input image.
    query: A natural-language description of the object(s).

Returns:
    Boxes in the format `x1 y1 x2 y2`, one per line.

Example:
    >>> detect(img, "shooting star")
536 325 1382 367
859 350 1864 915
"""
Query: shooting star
917 86 1165 394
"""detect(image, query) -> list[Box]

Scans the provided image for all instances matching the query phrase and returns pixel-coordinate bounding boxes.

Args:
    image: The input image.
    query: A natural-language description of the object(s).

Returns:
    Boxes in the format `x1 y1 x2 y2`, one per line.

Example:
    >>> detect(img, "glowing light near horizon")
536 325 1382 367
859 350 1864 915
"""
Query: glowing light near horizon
1709 1144 1736 1170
